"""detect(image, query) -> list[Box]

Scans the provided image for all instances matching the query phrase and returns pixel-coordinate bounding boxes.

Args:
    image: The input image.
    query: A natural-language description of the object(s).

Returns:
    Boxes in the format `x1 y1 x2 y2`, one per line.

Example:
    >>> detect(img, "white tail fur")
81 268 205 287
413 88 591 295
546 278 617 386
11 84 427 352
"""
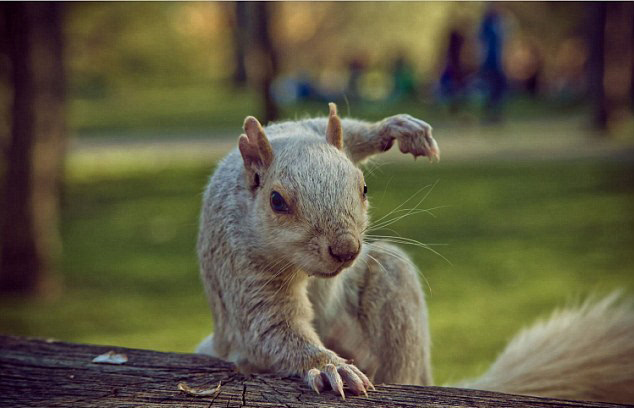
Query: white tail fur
456 292 634 404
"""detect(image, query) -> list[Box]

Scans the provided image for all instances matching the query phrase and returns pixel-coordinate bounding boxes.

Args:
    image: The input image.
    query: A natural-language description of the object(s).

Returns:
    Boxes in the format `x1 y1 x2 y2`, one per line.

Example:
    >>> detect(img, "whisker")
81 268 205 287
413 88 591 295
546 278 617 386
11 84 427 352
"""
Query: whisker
365 234 447 246
383 179 438 223
364 243 433 295
270 262 298 301
249 258 294 299
370 183 435 226
368 205 448 232
365 235 452 265
367 181 440 235
366 253 387 273
376 175 394 207
361 159 384 178
377 204 449 218
370 208 436 229
364 242 415 268
366 226 401 238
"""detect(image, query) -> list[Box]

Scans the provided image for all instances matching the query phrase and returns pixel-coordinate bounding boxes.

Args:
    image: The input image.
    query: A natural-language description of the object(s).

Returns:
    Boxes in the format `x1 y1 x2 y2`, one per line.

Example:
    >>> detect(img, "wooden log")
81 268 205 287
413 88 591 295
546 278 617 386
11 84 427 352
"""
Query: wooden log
0 335 628 407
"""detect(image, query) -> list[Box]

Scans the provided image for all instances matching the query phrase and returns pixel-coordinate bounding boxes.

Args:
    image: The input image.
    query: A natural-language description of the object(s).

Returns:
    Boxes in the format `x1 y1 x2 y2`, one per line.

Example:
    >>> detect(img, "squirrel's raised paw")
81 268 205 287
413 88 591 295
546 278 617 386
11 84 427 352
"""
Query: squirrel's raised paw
305 363 374 399
381 114 440 162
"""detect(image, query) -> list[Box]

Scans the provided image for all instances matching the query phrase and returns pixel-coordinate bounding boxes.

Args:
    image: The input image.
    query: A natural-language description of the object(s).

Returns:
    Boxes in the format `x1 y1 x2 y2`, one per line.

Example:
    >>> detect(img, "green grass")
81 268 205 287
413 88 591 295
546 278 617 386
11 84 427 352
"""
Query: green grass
69 83 588 138
1 157 632 386
70 84 258 137
364 160 634 383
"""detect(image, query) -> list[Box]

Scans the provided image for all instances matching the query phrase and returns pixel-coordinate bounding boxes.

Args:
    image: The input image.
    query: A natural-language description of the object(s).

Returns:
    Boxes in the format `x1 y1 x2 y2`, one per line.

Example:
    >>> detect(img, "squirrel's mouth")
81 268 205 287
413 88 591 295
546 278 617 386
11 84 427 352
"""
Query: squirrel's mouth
307 263 351 279
310 270 343 279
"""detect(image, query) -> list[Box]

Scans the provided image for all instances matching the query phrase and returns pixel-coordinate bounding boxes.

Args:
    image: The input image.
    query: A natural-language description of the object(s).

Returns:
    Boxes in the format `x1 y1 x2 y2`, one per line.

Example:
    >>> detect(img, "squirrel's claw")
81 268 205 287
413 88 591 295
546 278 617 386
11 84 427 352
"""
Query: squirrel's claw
384 114 440 162
349 364 375 391
338 365 367 396
305 362 372 399
306 368 325 394
324 364 346 399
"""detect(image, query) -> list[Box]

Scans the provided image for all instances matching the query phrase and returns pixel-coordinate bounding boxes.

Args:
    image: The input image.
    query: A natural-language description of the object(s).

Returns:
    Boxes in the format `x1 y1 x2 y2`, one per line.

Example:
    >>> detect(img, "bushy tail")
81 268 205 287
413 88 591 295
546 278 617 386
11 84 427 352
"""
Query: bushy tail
456 292 634 404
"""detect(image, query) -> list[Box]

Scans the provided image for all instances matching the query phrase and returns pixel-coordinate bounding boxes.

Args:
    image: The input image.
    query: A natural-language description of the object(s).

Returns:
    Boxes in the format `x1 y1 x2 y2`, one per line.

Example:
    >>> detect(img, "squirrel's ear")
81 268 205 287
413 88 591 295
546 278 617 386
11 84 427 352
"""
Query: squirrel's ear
238 116 273 190
326 102 343 151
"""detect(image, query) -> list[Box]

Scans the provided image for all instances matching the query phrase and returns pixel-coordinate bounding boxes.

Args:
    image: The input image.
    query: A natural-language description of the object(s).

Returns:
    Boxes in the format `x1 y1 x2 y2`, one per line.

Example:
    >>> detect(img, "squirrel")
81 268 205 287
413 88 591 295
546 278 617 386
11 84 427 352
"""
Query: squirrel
196 103 634 403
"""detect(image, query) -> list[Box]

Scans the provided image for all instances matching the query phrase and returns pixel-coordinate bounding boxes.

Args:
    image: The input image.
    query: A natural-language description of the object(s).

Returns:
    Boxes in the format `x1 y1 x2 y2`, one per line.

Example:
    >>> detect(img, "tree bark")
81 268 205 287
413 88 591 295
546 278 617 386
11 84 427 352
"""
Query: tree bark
586 2 634 133
230 2 249 87
586 2 607 130
631 5 634 112
0 335 628 408
245 1 279 124
603 2 634 128
0 3 66 296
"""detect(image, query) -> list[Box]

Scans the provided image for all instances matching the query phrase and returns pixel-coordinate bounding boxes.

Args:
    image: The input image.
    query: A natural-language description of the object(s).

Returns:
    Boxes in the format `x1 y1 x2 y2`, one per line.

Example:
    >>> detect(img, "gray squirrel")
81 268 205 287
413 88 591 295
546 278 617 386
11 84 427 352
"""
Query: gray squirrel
196 103 634 403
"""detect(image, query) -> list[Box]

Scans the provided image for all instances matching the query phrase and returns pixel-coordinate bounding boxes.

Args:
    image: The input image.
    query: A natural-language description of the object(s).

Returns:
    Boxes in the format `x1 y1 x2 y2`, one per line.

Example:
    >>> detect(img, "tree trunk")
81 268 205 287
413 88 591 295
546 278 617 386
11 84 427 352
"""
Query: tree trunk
603 2 633 128
586 2 634 133
230 2 248 87
0 3 66 296
245 1 279 124
586 2 607 130
631 6 634 111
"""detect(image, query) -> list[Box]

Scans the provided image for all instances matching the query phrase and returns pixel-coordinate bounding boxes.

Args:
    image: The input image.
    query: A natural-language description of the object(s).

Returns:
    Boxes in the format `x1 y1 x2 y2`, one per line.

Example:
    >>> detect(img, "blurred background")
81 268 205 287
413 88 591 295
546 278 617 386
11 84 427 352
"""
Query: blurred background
0 2 633 385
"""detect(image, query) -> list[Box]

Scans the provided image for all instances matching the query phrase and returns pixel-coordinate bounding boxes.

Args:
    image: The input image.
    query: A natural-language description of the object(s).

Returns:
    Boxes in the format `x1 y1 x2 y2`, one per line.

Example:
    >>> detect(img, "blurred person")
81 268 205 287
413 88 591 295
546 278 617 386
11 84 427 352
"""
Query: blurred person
390 53 417 101
506 38 543 98
438 28 468 112
271 71 320 105
522 42 542 97
478 5 507 123
346 55 368 102
551 37 588 103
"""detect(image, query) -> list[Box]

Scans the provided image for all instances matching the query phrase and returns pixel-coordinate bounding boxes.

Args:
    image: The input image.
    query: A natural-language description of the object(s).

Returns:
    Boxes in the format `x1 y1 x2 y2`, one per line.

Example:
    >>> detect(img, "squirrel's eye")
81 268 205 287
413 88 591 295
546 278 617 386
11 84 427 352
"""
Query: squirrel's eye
270 191 289 213
363 184 368 199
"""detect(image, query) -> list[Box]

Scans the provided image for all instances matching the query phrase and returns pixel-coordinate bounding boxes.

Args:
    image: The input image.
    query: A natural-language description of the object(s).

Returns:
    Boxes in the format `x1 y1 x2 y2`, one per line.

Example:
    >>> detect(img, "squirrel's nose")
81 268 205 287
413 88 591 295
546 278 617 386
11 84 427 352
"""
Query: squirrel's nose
328 234 360 263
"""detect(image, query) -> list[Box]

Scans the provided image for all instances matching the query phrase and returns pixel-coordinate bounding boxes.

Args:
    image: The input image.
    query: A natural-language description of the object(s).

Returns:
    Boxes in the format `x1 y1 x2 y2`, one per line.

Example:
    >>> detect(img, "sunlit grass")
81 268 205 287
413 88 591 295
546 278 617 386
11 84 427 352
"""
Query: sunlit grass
1 157 632 386
364 160 634 383
69 83 591 138
70 84 258 136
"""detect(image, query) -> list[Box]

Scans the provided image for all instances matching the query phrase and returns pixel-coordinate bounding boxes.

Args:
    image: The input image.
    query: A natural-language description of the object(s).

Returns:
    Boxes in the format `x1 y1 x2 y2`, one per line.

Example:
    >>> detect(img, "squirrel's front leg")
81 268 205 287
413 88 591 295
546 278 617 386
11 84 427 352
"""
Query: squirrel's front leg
233 112 374 399
300 105 438 164
375 114 439 161
341 114 439 164
244 306 373 398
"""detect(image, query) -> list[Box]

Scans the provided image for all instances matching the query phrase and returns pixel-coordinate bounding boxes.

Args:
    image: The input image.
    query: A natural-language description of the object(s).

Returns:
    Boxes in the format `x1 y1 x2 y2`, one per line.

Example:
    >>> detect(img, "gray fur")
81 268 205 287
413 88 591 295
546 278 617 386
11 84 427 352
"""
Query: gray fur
196 106 634 403
197 109 436 395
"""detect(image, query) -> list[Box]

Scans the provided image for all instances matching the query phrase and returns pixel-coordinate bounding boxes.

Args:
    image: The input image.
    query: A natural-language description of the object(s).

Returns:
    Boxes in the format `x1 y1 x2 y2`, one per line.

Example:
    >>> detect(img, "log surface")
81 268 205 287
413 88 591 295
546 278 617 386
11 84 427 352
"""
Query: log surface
0 335 628 407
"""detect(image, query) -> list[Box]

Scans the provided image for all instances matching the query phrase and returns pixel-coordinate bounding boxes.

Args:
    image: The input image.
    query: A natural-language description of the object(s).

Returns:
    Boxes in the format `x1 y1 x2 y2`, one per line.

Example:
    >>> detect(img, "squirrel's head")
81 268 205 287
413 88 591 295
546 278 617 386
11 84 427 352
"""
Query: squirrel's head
238 103 368 278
